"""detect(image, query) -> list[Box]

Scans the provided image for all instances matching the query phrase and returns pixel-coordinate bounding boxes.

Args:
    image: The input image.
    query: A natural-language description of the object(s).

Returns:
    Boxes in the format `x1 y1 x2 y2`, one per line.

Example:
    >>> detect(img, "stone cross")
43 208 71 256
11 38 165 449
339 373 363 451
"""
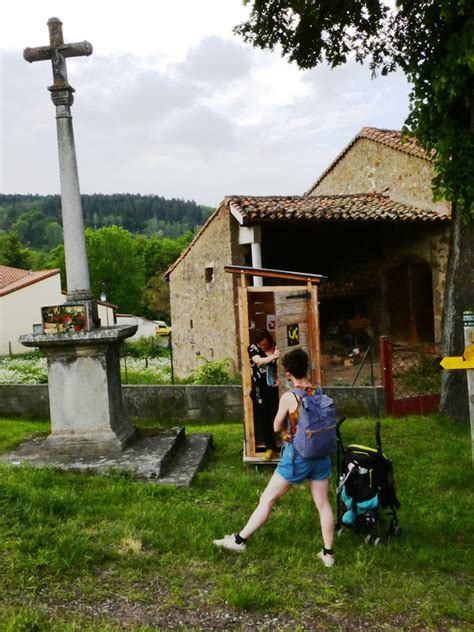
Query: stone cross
24 18 93 302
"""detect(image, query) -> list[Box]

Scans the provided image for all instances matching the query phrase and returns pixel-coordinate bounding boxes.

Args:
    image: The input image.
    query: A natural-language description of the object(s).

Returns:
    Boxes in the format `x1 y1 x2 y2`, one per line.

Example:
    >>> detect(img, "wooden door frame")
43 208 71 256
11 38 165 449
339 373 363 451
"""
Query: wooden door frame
226 265 324 462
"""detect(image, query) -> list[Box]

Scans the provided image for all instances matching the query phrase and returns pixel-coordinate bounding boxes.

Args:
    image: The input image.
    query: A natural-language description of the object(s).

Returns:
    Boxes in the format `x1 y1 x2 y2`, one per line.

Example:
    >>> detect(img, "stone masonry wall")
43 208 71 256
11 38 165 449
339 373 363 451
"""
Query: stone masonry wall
311 138 451 215
311 138 450 340
169 205 245 378
0 384 386 421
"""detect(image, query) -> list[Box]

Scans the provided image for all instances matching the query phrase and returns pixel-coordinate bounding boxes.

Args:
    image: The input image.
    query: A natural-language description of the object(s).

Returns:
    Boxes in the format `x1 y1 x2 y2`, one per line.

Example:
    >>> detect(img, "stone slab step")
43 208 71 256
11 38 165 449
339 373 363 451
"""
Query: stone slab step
157 432 213 487
0 426 212 486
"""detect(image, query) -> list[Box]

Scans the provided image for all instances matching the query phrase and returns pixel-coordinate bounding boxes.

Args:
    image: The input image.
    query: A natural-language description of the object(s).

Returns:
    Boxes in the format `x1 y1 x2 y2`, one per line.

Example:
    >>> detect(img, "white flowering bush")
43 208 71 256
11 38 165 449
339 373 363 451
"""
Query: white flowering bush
120 356 172 384
0 355 48 384
0 354 174 385
0 353 240 385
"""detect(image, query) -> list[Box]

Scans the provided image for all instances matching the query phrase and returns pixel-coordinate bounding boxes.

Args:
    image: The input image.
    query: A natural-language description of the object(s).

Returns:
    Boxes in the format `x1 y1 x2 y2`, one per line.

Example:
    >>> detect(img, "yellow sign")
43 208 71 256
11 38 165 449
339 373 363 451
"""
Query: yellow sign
440 356 474 370
464 344 474 360
287 323 300 347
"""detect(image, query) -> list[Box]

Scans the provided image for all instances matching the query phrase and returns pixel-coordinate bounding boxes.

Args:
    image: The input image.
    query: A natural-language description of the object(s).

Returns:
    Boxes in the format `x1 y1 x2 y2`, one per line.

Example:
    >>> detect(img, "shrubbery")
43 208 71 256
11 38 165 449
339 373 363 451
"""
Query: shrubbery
0 353 48 384
122 336 170 359
183 358 239 385
0 347 240 386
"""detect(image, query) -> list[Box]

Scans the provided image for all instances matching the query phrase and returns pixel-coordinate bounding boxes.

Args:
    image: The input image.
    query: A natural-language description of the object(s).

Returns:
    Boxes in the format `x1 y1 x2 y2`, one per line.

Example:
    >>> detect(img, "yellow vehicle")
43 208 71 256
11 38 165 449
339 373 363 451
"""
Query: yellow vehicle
155 320 172 336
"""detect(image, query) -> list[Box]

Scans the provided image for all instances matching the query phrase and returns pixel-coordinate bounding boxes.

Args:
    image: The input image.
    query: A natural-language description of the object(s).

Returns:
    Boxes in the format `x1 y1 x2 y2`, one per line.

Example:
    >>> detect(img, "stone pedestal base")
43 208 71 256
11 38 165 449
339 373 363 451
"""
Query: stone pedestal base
19 325 137 455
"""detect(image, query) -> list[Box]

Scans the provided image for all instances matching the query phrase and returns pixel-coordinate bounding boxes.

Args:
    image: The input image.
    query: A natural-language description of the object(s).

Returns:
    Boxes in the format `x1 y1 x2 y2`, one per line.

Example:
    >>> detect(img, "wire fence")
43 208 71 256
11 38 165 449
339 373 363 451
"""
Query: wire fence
391 342 442 398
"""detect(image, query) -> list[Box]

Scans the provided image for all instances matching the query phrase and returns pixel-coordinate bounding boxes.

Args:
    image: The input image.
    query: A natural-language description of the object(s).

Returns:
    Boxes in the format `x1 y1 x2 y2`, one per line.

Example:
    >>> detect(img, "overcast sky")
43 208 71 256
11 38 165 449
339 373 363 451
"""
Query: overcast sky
0 0 411 207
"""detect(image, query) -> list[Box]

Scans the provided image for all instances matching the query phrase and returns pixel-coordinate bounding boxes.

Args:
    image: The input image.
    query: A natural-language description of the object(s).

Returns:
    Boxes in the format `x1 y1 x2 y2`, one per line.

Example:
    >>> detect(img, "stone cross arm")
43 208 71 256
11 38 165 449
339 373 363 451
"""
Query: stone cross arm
24 41 93 63
23 17 92 91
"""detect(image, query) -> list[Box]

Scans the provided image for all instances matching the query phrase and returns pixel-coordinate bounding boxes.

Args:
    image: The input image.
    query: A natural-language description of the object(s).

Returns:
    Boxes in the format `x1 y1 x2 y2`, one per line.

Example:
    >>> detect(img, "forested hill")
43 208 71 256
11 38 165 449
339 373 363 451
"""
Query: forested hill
0 193 214 249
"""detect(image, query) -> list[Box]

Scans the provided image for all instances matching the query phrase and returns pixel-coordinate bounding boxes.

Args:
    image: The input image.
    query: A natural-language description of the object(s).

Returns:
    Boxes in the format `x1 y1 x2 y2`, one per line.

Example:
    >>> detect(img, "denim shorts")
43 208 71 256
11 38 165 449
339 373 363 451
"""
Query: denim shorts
276 443 332 484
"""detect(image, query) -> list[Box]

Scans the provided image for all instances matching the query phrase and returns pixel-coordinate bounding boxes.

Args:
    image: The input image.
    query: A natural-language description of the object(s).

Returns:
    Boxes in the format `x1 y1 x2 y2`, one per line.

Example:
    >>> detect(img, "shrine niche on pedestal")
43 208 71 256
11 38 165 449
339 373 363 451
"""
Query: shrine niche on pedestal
20 327 137 454
225 265 326 464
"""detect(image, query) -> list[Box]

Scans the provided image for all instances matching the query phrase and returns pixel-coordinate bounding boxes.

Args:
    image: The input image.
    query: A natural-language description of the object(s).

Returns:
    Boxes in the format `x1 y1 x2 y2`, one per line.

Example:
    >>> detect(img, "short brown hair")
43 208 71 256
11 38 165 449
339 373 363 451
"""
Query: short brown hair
282 348 309 379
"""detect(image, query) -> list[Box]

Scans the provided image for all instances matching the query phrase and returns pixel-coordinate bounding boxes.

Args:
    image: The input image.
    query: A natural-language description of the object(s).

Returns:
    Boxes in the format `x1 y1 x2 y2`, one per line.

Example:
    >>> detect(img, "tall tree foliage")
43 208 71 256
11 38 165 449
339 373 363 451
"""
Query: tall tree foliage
0 232 38 269
0 193 212 249
85 227 146 314
236 0 474 420
45 227 192 319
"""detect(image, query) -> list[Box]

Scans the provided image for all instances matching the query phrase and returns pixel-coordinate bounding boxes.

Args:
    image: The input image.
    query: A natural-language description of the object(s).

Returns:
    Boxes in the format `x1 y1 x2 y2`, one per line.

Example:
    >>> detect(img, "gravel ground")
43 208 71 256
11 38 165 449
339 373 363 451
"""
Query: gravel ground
4 580 457 631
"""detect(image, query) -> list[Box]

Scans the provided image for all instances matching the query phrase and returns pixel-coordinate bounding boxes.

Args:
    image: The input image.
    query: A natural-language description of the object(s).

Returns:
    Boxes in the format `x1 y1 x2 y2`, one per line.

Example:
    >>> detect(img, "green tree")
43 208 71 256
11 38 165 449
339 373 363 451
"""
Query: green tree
45 243 66 286
138 231 193 280
236 0 474 421
137 231 193 319
143 273 172 321
85 226 145 314
11 209 46 247
0 232 35 269
44 221 63 248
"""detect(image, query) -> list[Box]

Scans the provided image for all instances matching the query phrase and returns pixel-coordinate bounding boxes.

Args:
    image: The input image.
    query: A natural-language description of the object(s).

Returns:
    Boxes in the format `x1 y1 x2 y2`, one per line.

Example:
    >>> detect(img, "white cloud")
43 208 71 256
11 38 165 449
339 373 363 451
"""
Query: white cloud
177 36 252 85
0 1 411 206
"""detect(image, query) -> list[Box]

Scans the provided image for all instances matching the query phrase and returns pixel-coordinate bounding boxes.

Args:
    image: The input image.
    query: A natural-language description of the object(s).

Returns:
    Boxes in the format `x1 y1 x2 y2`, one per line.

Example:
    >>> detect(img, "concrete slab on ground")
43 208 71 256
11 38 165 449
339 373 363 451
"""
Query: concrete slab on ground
0 426 213 487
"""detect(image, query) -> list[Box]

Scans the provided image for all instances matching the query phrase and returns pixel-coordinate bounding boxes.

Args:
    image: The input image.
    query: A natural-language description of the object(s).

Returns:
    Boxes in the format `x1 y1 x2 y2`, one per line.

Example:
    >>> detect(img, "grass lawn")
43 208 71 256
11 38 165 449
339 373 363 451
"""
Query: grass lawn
0 415 473 630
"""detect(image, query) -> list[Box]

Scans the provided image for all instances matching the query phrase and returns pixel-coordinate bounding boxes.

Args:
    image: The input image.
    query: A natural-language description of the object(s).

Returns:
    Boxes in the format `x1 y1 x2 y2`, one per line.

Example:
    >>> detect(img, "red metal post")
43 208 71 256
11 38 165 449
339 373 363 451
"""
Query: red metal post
380 335 394 416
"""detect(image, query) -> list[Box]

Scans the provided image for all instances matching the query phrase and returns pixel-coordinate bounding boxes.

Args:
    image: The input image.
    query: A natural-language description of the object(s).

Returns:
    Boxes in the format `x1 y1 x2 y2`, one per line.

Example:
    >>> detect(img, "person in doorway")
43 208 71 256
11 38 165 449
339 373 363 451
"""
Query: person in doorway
213 348 335 567
248 329 280 461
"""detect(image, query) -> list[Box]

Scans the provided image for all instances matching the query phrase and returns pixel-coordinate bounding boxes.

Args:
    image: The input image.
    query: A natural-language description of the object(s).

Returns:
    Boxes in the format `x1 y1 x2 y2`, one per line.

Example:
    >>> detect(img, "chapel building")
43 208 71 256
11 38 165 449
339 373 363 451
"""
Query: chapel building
165 127 450 379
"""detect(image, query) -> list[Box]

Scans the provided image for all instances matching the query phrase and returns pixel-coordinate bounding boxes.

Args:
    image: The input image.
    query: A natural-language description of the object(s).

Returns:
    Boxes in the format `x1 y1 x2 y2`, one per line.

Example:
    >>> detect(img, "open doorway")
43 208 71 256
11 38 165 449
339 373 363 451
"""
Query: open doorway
387 261 435 343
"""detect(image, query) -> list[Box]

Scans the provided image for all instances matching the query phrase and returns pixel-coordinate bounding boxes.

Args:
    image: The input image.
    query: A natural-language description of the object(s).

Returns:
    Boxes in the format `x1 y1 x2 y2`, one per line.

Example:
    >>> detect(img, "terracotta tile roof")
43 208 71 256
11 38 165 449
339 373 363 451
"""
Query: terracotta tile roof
0 266 60 297
228 193 449 224
164 192 448 278
0 265 30 289
305 127 432 196
359 127 430 160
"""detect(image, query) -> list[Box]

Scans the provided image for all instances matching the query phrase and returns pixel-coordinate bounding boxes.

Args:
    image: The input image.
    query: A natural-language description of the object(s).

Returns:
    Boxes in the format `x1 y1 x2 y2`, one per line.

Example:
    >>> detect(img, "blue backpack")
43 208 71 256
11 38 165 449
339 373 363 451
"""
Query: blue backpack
288 387 337 458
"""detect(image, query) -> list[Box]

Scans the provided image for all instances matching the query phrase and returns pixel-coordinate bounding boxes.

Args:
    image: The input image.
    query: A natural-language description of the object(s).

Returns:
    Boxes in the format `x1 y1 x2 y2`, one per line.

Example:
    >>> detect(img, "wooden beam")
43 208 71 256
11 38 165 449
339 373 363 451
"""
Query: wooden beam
311 282 322 385
224 264 327 283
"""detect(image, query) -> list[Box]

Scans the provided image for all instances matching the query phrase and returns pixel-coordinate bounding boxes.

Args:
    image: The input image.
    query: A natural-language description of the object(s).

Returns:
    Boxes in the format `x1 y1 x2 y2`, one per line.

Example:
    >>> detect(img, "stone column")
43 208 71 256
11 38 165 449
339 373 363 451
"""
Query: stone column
54 97 92 300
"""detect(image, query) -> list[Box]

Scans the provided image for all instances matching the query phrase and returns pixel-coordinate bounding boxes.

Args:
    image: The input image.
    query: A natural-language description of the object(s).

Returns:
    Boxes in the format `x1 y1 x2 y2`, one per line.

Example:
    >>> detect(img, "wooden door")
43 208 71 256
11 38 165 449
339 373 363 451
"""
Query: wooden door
274 283 321 386
228 265 323 463
387 262 435 343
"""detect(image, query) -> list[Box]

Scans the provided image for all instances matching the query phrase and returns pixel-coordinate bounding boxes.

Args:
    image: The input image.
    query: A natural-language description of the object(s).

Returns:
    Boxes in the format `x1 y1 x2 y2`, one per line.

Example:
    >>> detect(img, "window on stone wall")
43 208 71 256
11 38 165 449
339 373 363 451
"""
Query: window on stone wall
205 262 215 289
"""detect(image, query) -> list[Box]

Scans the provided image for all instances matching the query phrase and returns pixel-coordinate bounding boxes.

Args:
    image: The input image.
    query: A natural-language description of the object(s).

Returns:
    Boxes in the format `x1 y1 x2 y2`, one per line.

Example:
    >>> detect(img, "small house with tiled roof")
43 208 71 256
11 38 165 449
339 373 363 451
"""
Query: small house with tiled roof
0 265 117 355
166 128 451 379
0 266 64 354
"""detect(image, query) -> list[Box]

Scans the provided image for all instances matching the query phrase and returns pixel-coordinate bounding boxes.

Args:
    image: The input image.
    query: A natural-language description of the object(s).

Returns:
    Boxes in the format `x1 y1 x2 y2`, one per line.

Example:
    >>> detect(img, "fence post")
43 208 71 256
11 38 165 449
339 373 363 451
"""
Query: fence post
380 335 394 415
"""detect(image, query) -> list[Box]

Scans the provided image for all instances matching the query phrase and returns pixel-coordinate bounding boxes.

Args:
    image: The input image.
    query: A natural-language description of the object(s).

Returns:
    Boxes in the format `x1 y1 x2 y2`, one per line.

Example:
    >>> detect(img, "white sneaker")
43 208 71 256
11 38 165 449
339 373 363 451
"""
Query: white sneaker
213 534 246 552
317 550 335 567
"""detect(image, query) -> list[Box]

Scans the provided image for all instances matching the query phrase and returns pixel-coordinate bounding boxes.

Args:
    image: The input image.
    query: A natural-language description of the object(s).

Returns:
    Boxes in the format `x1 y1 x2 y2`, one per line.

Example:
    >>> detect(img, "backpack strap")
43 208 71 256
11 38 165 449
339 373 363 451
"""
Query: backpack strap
286 385 320 440
291 387 307 399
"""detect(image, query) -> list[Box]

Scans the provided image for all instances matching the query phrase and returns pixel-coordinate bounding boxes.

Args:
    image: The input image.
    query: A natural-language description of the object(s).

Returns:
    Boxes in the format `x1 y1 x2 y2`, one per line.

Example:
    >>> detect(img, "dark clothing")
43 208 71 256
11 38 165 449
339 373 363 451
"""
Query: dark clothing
251 388 279 450
248 343 276 391
248 343 278 451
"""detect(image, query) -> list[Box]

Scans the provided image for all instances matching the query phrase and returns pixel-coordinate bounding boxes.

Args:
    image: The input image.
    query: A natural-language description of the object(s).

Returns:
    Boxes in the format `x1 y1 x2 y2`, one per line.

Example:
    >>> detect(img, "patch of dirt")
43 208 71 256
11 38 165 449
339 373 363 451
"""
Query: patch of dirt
4 579 462 631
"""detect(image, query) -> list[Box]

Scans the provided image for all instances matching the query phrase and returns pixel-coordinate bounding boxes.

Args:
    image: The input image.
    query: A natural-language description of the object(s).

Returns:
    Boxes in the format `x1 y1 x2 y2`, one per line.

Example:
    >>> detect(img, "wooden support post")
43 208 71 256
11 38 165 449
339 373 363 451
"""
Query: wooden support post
308 281 322 385
238 272 255 456
463 311 474 466
440 311 474 465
